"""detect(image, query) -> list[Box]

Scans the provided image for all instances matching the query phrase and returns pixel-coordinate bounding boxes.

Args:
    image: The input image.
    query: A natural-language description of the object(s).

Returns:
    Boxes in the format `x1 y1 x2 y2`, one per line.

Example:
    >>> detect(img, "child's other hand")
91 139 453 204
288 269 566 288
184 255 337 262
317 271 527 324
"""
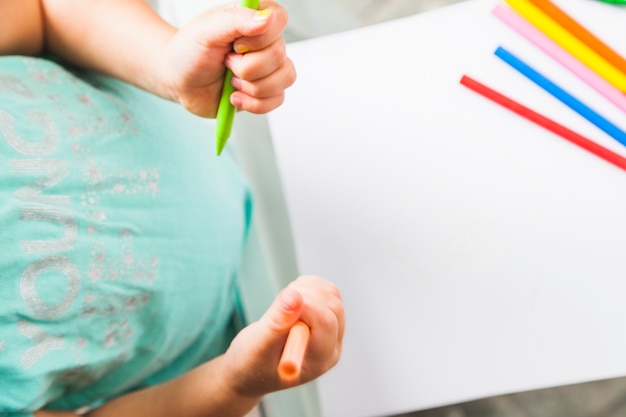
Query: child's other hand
160 1 296 118
222 276 344 396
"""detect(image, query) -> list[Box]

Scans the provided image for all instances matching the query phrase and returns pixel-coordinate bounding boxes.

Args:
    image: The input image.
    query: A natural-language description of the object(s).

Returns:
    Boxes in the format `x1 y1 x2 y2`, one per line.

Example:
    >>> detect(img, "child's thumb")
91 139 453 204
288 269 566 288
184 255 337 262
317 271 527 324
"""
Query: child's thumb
202 6 272 48
260 286 304 337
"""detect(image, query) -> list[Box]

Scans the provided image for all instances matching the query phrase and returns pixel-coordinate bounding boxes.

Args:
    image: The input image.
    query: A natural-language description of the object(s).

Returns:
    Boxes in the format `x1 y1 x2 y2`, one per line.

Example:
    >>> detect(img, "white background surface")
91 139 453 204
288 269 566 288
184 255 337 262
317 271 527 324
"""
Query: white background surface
268 1 626 416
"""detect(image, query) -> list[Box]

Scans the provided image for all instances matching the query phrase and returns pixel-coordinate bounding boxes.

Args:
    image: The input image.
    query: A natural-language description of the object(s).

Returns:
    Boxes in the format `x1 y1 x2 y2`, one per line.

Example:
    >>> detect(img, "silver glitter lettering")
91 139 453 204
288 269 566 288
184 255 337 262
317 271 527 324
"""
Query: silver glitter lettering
18 320 65 370
20 206 77 253
0 109 57 156
21 255 80 320
0 73 35 97
10 159 70 206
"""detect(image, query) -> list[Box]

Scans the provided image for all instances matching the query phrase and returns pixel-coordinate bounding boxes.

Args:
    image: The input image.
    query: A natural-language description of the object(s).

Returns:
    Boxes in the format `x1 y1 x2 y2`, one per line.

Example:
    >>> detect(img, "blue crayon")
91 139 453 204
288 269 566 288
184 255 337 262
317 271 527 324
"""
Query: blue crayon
495 46 626 148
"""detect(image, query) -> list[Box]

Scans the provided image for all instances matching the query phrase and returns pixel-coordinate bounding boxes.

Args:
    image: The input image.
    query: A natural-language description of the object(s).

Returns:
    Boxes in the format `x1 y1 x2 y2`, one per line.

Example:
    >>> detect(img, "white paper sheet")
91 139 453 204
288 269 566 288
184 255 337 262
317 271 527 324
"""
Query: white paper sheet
267 1 626 416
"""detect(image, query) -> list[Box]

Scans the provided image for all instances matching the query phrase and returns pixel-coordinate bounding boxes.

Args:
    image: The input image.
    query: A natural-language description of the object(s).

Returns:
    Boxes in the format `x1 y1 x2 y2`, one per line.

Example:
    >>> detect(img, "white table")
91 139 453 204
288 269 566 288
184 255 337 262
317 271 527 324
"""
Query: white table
267 1 626 416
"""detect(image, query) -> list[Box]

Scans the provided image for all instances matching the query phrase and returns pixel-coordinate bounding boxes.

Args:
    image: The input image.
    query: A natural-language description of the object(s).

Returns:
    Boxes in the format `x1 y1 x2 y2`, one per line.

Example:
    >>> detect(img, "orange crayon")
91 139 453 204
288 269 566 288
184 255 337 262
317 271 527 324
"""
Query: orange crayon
278 321 310 382
526 0 626 76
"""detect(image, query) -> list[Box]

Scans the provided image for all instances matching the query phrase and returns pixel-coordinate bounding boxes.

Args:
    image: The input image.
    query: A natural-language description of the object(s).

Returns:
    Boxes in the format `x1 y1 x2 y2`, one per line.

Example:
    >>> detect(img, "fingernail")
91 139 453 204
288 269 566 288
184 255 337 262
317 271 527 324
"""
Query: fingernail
234 44 249 54
280 288 300 312
254 8 272 21
230 76 242 90
230 95 243 109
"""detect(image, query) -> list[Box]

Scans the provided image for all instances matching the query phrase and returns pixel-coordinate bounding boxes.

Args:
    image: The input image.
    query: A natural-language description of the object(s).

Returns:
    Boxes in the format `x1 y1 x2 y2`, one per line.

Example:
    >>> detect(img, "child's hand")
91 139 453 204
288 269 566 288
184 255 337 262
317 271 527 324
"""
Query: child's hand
160 1 296 118
221 276 345 397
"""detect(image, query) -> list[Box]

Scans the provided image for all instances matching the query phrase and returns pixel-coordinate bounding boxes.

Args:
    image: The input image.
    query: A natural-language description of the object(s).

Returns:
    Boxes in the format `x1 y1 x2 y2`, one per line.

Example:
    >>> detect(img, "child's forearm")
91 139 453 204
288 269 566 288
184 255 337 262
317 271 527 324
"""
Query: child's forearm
86 355 263 417
0 0 175 99
1 0 295 118
0 0 45 55
39 0 177 101
35 355 263 417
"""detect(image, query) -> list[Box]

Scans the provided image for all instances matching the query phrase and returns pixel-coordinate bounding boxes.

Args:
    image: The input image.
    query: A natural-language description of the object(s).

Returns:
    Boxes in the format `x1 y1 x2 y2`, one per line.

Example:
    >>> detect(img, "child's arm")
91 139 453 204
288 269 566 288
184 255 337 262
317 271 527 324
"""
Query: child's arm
36 356 264 417
0 0 45 55
39 0 177 104
34 276 344 417
0 0 295 118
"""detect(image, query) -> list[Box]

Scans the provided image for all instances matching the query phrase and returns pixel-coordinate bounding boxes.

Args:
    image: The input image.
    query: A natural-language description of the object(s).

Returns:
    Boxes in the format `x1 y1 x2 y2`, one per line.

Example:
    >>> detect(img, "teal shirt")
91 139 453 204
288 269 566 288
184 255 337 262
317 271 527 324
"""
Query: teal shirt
0 57 252 415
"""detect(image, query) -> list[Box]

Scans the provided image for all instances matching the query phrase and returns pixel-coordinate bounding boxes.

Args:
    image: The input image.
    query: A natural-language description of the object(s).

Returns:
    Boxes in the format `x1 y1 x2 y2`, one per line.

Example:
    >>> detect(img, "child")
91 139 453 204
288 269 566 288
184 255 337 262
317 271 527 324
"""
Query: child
0 1 344 416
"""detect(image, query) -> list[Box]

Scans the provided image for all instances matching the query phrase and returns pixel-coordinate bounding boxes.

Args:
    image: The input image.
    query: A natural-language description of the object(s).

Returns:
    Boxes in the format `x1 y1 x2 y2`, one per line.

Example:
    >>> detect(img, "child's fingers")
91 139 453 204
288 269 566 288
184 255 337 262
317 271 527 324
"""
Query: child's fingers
287 276 345 373
229 55 295 113
230 57 295 98
227 37 288 80
232 2 288 53
184 2 281 52
259 286 304 335
230 90 285 114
